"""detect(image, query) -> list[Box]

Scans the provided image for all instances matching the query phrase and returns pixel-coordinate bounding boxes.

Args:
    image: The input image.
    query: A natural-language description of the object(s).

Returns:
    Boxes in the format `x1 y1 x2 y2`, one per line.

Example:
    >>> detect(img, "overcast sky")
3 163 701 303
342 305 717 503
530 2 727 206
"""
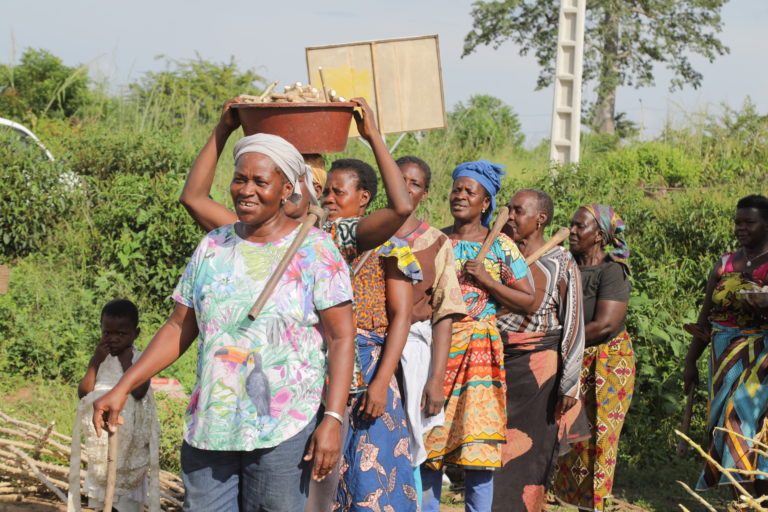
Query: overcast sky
4 0 766 145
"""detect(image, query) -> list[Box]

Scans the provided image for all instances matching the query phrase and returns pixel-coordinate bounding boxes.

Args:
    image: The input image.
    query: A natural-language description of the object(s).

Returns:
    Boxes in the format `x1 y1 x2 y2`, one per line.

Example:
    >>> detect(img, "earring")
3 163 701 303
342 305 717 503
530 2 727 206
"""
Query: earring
281 199 285 205
536 222 541 230
482 208 487 213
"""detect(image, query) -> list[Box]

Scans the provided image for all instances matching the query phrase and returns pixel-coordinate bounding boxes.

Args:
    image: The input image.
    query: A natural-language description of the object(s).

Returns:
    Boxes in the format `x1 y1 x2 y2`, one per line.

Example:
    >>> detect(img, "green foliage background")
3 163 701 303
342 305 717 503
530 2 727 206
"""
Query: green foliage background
1 49 766 477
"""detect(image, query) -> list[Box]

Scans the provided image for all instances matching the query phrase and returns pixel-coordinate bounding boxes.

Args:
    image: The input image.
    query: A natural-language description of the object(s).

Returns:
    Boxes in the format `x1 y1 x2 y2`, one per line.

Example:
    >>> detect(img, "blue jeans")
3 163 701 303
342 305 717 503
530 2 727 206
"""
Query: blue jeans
181 419 315 511
421 466 494 512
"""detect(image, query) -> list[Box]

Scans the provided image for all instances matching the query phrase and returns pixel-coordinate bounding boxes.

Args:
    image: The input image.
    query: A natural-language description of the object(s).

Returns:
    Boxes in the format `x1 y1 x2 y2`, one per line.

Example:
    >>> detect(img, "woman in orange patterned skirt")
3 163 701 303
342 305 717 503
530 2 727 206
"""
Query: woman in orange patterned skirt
421 160 535 512
553 204 635 512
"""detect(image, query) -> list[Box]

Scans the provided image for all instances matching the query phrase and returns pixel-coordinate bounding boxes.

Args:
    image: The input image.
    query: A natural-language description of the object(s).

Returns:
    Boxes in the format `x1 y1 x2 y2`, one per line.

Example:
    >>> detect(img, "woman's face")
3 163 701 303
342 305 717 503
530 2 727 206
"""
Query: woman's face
230 153 292 226
503 191 543 242
400 163 428 209
569 207 602 255
449 177 490 223
735 207 768 249
322 169 370 222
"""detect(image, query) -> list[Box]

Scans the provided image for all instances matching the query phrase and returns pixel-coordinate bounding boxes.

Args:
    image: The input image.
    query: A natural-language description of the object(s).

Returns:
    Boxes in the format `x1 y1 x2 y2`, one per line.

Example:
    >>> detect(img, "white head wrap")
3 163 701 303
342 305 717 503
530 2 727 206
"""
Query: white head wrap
232 133 317 205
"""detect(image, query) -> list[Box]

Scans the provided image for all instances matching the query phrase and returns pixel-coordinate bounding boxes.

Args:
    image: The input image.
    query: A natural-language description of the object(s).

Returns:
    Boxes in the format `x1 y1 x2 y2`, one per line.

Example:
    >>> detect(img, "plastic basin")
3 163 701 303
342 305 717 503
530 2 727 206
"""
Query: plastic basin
232 102 355 154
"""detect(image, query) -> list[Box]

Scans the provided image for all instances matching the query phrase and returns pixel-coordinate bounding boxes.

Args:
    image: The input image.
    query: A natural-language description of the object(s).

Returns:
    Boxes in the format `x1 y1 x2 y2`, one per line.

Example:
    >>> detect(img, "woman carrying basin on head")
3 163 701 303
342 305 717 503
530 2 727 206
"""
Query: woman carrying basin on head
90 132 357 511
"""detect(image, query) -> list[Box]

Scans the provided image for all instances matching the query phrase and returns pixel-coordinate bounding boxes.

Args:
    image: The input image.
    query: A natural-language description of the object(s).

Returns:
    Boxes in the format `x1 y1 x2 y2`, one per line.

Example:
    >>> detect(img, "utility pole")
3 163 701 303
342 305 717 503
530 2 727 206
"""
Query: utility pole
549 0 586 165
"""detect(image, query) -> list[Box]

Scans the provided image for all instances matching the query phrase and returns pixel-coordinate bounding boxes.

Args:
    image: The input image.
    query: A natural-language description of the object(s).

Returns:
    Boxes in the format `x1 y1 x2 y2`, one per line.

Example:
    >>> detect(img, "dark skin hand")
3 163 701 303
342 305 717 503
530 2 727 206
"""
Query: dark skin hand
180 96 412 251
358 258 413 422
79 317 149 400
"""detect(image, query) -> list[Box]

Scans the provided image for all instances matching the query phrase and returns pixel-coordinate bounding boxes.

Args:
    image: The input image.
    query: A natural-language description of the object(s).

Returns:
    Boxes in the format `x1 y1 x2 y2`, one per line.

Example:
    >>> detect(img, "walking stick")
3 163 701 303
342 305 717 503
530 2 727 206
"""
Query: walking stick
676 388 695 458
102 429 119 511
474 207 510 263
525 227 571 266
248 205 329 320
676 322 704 457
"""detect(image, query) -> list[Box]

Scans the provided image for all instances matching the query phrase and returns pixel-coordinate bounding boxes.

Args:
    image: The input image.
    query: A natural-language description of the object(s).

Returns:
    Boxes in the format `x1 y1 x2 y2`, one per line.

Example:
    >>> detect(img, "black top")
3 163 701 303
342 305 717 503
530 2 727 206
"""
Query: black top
580 259 630 347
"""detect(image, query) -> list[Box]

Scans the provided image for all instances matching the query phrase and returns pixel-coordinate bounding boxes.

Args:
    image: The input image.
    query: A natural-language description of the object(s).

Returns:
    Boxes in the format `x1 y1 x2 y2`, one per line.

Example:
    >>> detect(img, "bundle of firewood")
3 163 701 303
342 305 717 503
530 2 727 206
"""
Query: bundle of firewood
0 409 184 510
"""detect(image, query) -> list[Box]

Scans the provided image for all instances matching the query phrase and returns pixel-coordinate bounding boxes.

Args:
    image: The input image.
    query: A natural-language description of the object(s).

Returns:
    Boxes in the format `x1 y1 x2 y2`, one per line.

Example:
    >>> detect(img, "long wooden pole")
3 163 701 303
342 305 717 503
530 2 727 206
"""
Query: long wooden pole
102 430 118 511
248 206 328 320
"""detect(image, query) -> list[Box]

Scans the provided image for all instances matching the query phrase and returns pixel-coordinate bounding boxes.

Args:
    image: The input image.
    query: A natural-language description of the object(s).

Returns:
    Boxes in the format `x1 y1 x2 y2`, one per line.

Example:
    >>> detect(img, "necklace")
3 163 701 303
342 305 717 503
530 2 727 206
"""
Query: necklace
744 247 768 267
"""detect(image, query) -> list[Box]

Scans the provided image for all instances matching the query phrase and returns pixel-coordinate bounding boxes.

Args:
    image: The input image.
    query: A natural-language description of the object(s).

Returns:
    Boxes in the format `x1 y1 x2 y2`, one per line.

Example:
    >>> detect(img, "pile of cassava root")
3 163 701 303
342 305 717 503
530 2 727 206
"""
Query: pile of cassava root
239 80 347 104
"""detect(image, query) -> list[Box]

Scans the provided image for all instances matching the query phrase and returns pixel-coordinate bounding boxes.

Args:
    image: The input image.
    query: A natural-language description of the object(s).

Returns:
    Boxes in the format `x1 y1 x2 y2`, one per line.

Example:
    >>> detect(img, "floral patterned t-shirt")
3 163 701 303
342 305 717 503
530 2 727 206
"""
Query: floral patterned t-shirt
173 223 353 451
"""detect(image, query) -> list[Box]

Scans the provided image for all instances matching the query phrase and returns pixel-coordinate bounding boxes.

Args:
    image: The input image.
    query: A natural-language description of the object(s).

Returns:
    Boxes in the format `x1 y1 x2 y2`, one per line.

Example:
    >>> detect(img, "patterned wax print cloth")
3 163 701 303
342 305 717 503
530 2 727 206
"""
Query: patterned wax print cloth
172 223 353 451
553 330 636 511
696 253 768 489
492 247 585 512
423 234 528 470
335 331 418 512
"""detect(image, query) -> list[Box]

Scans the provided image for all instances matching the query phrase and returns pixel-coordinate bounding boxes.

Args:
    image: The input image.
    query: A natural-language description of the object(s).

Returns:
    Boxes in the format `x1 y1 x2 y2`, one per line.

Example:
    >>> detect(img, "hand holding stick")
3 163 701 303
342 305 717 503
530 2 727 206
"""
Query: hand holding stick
248 206 329 320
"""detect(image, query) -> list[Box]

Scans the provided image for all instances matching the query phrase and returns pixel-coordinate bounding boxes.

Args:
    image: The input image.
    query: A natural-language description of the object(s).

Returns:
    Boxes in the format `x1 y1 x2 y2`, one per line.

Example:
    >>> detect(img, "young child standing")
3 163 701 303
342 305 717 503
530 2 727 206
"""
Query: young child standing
68 299 160 512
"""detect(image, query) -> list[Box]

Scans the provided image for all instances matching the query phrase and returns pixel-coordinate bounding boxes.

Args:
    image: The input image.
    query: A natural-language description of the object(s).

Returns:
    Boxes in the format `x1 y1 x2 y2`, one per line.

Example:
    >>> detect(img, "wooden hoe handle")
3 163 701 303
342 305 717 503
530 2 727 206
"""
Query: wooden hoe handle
248 206 328 321
474 207 510 263
525 227 570 266
103 429 119 511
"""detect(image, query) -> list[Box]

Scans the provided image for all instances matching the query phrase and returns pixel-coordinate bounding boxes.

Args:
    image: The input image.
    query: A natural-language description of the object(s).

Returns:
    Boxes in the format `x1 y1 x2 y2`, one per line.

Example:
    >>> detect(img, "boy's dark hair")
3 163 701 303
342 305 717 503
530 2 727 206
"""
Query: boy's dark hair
101 299 139 327
737 194 768 222
396 155 432 191
329 158 378 204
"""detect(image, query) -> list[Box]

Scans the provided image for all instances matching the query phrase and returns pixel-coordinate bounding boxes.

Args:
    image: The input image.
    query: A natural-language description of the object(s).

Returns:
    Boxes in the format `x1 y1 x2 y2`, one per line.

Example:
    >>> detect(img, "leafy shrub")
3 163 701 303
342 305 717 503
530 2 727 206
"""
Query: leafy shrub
0 48 90 121
0 131 81 259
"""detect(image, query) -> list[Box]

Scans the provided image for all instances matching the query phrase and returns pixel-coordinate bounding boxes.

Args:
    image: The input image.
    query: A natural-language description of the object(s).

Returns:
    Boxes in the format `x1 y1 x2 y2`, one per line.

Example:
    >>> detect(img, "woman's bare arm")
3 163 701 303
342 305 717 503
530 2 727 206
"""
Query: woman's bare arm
358 258 413 421
179 98 241 231
350 98 413 251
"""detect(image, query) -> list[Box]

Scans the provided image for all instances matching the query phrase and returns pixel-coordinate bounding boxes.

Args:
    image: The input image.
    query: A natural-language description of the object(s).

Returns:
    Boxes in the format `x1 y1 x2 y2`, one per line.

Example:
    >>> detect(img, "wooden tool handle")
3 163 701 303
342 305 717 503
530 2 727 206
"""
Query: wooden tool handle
103 429 119 511
248 206 328 321
474 207 510 263
525 227 570 266
676 388 696 458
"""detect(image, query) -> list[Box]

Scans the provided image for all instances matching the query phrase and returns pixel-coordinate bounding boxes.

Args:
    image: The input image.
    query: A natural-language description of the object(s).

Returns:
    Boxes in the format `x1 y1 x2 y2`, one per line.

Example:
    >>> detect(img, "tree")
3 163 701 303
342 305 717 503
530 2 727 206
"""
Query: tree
447 94 524 160
0 48 90 121
463 0 729 134
128 54 265 128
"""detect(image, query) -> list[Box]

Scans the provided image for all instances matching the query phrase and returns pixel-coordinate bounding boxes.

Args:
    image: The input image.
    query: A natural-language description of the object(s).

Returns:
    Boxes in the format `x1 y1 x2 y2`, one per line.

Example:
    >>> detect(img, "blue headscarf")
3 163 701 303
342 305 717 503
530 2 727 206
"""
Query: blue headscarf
451 159 506 227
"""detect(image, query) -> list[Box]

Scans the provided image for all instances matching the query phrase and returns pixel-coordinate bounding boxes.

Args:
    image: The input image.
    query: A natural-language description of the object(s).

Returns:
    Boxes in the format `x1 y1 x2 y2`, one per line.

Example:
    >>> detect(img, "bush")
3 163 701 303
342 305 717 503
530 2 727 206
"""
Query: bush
0 48 90 122
0 131 81 259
